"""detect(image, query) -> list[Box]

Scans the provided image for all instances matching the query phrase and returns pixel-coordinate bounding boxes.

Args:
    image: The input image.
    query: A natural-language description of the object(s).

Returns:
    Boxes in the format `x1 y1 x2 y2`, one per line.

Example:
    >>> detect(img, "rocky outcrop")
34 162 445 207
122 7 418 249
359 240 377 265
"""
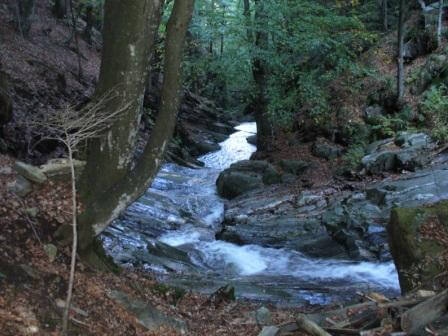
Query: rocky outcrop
10 159 86 197
361 132 435 174
388 200 448 294
216 160 282 199
108 290 187 333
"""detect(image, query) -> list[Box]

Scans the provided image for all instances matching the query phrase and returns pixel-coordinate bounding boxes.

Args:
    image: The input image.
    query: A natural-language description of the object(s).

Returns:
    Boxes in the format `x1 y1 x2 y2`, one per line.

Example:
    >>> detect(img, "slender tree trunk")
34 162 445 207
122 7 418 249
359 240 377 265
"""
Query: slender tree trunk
60 0 195 252
61 144 77 335
16 0 35 36
53 0 68 19
243 0 252 43
252 0 273 151
383 0 388 31
397 0 406 103
438 0 444 47
83 4 95 45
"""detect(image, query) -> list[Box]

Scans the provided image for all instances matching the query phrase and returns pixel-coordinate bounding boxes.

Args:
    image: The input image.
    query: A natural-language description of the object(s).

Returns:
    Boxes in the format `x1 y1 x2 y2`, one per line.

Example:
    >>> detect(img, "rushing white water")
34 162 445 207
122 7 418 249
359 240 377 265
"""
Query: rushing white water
107 121 400 304
156 122 399 300
200 123 257 169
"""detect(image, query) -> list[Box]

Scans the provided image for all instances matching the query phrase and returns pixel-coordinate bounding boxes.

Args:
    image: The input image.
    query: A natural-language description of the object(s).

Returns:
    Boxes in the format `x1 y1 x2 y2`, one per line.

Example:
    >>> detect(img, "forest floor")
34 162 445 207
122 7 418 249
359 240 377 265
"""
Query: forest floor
0 2 319 335
0 153 321 336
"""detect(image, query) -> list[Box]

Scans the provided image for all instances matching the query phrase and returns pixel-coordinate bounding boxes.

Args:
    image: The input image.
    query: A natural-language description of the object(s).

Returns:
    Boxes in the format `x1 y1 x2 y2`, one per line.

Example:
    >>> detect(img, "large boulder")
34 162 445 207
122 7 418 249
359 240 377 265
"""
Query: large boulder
388 200 448 294
361 132 435 174
216 160 281 199
108 291 187 333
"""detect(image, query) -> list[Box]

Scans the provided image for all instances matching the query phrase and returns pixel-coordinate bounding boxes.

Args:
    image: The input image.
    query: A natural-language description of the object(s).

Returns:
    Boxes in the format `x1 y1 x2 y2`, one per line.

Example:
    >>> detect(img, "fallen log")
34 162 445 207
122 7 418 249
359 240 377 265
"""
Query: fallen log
401 289 448 335
296 314 332 336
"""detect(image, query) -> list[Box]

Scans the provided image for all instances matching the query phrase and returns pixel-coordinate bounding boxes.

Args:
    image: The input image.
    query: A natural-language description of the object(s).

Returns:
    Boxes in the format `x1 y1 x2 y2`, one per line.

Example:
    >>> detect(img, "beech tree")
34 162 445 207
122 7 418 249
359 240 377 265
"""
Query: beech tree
56 0 196 256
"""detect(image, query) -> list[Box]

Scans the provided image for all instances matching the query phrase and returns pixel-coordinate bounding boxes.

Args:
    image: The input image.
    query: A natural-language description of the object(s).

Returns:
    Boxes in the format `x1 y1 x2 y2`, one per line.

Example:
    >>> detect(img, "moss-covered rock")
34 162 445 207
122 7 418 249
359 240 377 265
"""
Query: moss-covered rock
216 160 281 199
388 200 448 294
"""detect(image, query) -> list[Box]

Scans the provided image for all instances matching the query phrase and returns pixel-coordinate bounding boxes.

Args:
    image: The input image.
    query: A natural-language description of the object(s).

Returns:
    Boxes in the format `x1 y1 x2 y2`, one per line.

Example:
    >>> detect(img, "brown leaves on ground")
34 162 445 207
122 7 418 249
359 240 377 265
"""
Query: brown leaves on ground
0 153 314 335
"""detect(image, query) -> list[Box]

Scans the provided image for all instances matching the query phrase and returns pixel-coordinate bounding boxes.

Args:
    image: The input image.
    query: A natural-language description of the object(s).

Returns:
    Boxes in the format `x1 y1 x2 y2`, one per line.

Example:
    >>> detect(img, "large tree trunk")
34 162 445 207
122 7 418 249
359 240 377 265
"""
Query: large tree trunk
397 0 406 103
58 0 195 252
79 0 162 202
252 0 273 152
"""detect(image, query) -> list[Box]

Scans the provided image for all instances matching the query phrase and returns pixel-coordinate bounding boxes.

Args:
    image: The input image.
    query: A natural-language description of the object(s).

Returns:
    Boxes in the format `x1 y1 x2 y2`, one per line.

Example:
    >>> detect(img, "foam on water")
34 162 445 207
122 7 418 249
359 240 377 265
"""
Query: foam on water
200 123 257 170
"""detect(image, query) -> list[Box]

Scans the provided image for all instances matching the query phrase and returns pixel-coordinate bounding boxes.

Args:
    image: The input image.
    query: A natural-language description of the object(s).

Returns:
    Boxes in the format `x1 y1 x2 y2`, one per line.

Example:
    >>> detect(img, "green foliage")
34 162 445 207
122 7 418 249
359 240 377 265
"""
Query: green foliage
339 144 366 173
370 115 409 139
421 84 448 142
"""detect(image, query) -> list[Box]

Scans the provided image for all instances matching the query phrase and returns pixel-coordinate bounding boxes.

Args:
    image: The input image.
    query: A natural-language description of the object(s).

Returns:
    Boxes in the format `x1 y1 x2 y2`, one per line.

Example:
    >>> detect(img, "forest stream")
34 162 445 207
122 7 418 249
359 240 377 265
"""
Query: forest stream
102 123 400 306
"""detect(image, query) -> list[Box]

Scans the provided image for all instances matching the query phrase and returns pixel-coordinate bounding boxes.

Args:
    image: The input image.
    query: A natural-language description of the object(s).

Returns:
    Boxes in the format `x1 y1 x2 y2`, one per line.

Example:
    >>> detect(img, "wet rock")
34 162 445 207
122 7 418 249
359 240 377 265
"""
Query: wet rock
362 132 435 174
216 160 281 199
247 134 257 145
190 141 220 156
255 306 272 326
14 161 47 184
108 290 187 333
388 200 448 294
312 138 343 160
279 159 310 176
258 326 279 336
146 241 192 265
13 175 33 197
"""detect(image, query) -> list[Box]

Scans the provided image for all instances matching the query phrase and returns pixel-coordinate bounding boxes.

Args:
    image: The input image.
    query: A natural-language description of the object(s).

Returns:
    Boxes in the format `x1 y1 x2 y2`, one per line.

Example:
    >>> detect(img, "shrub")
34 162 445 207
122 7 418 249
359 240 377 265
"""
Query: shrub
421 84 448 143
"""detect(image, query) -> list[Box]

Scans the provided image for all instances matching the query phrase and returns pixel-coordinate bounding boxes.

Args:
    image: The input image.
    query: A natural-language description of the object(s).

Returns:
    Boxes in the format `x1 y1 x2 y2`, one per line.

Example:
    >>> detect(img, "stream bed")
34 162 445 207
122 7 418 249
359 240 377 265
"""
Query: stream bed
103 123 400 305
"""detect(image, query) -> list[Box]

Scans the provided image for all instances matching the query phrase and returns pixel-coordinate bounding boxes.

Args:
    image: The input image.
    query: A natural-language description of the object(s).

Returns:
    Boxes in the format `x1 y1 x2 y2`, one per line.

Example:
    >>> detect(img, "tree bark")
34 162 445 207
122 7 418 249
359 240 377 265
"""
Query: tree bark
437 0 444 47
16 0 35 36
79 0 163 202
53 0 68 19
397 0 406 103
252 0 273 152
61 0 195 252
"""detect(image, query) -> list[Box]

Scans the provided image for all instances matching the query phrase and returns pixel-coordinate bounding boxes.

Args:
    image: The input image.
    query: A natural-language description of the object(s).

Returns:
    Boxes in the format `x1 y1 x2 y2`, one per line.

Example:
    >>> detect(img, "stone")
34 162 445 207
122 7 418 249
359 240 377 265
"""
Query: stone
279 159 310 176
216 170 263 199
362 132 435 174
258 326 279 336
210 284 235 304
388 200 448 293
15 161 47 184
216 160 281 199
108 290 187 333
146 241 192 265
361 151 397 175
255 306 272 326
39 159 86 181
13 175 33 197
246 135 257 145
43 244 58 262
